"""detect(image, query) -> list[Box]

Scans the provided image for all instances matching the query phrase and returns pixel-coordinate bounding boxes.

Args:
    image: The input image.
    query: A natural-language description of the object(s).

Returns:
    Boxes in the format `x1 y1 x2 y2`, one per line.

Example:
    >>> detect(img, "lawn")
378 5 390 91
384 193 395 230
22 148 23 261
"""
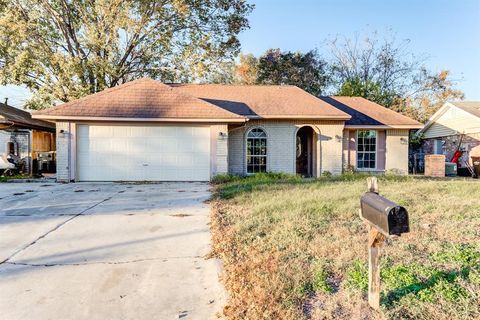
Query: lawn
0 174 28 183
210 173 480 320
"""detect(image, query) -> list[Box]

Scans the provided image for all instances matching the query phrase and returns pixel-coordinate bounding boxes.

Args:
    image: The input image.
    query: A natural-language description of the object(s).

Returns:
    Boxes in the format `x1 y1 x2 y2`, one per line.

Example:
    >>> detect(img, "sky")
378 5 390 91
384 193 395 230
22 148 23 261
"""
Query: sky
238 0 480 98
1 0 479 108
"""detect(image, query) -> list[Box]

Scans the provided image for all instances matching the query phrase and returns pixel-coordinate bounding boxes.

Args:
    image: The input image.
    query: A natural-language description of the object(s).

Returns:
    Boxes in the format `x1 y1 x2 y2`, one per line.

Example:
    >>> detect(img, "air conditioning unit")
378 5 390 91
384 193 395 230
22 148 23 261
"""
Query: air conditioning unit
445 162 457 177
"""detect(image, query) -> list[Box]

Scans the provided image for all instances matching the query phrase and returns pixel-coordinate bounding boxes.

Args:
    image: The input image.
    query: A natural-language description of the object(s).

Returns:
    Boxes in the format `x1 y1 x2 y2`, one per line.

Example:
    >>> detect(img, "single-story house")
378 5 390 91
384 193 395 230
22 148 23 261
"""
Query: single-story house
32 78 422 182
1 101 56 174
416 101 480 170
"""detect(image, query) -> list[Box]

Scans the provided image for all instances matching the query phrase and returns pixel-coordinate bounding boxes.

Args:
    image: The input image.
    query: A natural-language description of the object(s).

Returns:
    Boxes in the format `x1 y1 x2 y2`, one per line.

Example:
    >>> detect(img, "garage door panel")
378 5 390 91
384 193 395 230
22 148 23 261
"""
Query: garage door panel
77 125 210 181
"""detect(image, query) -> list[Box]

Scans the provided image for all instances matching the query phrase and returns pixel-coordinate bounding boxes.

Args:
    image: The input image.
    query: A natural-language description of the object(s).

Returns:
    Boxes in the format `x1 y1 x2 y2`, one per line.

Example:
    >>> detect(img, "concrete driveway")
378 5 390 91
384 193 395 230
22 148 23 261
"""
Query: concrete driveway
0 182 224 320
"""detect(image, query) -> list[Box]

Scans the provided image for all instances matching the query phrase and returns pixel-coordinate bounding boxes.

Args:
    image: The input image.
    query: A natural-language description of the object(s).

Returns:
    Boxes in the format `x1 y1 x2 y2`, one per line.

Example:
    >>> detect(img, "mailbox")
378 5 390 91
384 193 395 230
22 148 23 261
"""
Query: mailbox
360 192 409 236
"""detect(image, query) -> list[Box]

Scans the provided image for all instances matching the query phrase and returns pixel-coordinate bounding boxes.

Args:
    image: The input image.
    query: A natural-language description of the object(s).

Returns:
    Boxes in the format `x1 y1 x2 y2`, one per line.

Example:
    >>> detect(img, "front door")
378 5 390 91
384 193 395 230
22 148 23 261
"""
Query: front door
296 127 313 177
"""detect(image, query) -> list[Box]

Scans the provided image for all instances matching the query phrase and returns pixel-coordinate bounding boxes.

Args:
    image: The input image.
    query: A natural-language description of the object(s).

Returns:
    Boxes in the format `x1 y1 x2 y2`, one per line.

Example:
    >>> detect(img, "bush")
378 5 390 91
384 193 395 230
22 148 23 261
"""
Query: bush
211 174 241 184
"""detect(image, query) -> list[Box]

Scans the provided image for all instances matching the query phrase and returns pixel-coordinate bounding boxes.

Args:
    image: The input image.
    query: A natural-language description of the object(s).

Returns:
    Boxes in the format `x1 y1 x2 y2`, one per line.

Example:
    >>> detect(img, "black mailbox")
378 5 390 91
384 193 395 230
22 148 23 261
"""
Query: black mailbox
360 192 409 236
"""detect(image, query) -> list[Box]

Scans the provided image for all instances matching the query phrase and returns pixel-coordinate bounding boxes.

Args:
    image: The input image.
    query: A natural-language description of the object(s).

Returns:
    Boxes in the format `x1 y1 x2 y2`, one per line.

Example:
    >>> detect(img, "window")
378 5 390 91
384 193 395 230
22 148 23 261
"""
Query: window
246 128 267 173
434 139 443 154
357 130 377 169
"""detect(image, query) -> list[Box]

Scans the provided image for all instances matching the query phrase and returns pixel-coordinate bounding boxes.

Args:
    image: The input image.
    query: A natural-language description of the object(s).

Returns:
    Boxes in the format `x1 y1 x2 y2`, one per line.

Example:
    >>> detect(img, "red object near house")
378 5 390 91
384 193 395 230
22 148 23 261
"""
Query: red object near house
451 150 463 164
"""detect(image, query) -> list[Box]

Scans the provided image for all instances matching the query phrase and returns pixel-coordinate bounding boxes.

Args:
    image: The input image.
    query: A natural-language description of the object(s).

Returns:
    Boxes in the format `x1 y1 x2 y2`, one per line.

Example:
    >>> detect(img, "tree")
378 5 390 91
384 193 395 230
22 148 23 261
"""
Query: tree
256 48 329 96
0 0 253 109
328 32 423 107
391 69 464 123
235 53 258 84
328 32 464 122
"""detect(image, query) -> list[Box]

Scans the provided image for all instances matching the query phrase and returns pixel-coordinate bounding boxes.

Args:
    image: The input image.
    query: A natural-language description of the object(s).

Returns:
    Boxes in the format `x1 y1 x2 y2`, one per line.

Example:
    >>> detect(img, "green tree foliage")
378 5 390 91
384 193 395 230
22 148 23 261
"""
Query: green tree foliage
0 0 253 109
256 49 329 96
232 49 329 95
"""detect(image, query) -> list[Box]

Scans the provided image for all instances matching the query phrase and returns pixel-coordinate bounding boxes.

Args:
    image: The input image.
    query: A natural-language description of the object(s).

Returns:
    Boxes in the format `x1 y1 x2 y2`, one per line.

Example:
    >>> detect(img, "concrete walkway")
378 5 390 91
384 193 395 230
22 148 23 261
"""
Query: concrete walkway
0 182 224 320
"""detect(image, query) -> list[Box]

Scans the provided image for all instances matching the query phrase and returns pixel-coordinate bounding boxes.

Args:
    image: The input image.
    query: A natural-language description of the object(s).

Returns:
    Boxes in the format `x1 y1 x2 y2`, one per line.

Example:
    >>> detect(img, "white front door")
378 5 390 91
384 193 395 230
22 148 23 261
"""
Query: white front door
76 124 211 181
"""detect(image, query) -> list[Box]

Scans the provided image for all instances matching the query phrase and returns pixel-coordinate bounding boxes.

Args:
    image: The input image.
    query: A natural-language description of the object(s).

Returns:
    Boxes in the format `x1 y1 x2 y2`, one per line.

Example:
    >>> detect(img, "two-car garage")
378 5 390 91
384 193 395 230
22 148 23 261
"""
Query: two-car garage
31 78 245 182
76 124 211 181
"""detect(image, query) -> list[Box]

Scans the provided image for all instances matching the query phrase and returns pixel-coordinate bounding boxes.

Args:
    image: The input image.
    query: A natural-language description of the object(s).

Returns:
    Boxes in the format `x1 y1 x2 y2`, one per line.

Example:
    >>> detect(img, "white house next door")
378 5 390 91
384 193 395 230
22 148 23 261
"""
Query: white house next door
76 124 210 181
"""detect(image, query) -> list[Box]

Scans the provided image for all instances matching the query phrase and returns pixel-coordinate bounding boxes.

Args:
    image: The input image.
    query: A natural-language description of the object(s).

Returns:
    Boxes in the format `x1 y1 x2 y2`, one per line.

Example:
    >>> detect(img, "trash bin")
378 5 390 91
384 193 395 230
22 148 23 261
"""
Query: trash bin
471 156 480 178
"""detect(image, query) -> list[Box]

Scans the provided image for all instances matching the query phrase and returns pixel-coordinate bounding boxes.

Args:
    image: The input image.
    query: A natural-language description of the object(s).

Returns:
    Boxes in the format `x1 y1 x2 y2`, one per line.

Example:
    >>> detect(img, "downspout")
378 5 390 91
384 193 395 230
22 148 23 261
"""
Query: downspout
68 122 72 182
28 130 33 176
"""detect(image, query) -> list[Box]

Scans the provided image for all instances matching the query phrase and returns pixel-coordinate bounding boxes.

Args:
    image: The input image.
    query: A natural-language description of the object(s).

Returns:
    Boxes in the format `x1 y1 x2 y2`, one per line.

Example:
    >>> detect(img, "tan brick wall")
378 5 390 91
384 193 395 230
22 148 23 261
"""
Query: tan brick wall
55 121 71 182
385 129 410 174
425 154 446 177
228 120 345 176
210 124 229 176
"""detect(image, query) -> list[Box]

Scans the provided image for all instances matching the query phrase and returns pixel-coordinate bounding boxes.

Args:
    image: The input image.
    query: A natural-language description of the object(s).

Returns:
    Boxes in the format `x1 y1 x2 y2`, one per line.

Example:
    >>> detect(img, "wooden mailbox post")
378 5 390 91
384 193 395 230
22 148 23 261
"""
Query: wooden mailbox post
360 177 410 310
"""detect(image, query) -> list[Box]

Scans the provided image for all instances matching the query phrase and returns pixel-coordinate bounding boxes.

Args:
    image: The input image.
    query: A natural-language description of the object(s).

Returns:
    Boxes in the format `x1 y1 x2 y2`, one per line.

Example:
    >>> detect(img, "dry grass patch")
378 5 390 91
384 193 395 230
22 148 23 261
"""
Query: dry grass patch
210 173 480 319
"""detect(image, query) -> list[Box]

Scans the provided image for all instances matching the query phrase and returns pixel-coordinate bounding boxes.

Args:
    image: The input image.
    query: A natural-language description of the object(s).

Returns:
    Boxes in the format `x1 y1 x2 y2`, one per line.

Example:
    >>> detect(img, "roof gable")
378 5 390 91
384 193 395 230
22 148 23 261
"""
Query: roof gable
319 96 422 128
417 101 480 137
34 78 245 121
449 101 480 118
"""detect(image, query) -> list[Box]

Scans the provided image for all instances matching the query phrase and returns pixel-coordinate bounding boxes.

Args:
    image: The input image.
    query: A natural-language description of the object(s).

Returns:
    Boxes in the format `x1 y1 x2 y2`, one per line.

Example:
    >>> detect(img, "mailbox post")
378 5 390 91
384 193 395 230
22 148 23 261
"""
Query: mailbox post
360 177 410 310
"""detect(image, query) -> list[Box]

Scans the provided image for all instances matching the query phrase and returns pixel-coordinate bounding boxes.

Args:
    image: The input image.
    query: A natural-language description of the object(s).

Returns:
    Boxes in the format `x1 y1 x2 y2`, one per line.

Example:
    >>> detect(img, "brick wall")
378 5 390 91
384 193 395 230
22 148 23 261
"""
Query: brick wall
210 124 228 176
56 122 71 182
0 130 10 156
228 120 345 176
0 130 31 173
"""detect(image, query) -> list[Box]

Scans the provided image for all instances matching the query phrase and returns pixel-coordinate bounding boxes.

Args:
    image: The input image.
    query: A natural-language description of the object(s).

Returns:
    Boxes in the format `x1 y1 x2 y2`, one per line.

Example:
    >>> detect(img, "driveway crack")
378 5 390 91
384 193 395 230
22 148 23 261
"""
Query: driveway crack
4 255 203 267
0 190 123 265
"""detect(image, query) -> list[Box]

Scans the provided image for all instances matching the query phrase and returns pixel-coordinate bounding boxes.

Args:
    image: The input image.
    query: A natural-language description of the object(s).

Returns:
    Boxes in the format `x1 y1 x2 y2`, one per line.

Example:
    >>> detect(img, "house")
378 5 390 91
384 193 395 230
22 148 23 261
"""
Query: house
32 78 422 182
1 101 56 174
416 101 480 172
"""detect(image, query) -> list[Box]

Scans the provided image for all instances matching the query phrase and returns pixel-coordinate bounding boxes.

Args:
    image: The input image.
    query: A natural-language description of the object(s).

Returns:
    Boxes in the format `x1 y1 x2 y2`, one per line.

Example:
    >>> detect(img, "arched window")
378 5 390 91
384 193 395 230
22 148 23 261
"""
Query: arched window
246 128 267 174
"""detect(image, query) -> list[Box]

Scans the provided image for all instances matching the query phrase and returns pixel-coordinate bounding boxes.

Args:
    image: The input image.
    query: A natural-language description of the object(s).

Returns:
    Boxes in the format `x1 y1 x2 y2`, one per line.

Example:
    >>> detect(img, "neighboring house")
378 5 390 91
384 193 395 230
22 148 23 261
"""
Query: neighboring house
32 78 422 182
0 102 56 174
416 101 480 169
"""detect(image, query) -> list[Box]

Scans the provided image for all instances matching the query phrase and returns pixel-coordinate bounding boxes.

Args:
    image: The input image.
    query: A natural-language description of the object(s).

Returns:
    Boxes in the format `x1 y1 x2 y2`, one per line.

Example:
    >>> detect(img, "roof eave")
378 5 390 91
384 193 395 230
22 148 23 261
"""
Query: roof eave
32 115 248 123
345 124 423 129
247 115 351 120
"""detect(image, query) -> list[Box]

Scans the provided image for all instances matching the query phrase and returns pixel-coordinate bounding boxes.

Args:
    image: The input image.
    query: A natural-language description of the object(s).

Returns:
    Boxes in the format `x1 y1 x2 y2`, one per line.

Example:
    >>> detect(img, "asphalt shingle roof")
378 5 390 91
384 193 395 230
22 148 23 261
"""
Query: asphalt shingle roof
0 103 55 130
319 96 422 127
172 84 351 119
34 78 244 120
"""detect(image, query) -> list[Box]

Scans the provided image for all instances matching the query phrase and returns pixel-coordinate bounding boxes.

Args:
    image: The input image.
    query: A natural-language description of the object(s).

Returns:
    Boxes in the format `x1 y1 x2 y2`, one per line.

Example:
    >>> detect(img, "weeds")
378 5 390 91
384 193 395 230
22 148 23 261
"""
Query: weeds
211 174 480 319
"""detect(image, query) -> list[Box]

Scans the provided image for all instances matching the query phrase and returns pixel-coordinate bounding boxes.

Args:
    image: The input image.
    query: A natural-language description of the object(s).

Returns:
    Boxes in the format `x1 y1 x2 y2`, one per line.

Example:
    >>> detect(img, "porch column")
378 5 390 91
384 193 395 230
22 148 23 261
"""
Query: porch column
316 133 321 177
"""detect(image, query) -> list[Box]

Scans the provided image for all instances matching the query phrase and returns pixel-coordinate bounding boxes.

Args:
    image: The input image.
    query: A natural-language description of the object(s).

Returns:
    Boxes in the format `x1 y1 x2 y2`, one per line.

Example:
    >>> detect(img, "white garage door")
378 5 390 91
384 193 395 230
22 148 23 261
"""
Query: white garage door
77 124 211 181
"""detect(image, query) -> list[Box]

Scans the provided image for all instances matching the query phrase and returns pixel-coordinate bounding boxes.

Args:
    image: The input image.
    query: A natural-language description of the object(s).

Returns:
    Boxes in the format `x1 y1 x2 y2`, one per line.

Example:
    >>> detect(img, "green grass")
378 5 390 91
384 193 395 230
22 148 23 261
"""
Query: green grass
0 174 27 182
211 173 480 320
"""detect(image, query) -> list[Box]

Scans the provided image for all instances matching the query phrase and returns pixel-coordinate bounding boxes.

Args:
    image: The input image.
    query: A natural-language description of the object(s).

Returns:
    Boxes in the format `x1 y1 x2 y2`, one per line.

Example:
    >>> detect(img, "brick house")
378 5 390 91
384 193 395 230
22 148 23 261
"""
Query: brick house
32 78 422 182
416 101 480 171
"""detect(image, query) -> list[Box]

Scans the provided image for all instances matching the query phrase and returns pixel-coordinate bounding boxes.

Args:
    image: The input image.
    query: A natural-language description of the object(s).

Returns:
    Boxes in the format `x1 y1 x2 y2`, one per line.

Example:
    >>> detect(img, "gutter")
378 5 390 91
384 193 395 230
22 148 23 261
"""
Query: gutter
345 124 423 129
31 115 248 123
